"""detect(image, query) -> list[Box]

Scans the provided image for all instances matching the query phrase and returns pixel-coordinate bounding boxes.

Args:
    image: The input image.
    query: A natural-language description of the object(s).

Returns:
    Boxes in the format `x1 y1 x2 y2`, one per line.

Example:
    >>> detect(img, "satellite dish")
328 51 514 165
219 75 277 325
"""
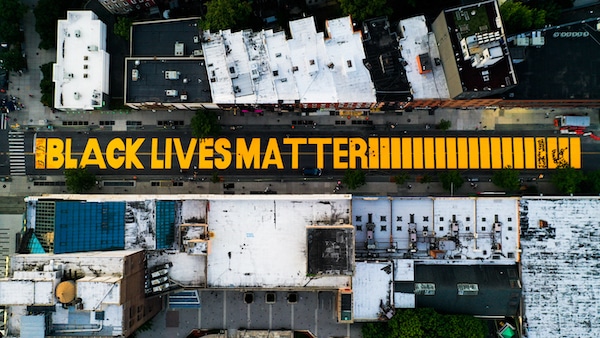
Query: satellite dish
134 60 140 66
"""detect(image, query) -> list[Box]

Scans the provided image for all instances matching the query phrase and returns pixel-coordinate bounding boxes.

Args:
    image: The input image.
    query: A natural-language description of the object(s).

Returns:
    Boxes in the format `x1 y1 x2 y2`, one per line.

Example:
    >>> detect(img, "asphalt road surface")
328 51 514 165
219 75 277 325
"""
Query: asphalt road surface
2 128 600 177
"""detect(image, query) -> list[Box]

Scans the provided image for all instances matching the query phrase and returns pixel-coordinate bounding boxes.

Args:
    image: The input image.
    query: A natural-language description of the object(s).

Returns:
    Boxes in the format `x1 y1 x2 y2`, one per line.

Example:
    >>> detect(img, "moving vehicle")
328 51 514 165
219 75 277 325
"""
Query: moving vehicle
554 115 590 128
302 167 322 176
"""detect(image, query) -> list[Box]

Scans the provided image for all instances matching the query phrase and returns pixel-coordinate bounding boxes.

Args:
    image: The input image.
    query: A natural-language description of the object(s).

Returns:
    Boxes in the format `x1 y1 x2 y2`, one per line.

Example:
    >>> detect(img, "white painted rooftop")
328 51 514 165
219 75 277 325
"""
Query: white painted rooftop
206 196 352 288
352 261 393 321
398 16 450 99
202 16 376 105
53 11 109 110
520 197 600 338
352 197 518 262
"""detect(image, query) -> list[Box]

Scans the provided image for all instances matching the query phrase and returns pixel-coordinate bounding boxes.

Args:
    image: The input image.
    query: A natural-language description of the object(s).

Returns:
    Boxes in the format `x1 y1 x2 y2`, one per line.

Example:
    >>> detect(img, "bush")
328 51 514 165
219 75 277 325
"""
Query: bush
342 169 366 190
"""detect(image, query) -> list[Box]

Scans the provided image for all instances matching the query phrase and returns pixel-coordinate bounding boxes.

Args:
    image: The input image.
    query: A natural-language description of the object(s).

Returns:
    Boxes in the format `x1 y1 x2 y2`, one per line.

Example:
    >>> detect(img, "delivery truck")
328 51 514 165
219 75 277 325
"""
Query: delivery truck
554 115 590 128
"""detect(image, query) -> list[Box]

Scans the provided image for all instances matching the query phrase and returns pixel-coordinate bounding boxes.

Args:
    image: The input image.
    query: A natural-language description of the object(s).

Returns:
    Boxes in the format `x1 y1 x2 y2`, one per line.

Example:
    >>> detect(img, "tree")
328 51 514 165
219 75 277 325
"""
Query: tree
65 167 96 193
114 17 132 40
342 169 366 190
439 170 464 191
392 172 409 185
0 0 27 44
202 0 252 32
492 166 521 192
500 0 546 35
363 308 487 338
339 0 392 23
417 173 432 184
191 109 221 139
437 119 451 131
39 62 54 107
35 0 83 50
583 170 600 194
552 164 584 195
0 47 26 72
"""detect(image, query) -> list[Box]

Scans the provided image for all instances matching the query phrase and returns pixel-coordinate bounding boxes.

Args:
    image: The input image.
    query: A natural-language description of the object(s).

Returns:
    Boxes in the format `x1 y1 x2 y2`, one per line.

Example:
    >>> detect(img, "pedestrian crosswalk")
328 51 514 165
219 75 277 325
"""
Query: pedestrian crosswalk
1 113 7 130
8 131 26 176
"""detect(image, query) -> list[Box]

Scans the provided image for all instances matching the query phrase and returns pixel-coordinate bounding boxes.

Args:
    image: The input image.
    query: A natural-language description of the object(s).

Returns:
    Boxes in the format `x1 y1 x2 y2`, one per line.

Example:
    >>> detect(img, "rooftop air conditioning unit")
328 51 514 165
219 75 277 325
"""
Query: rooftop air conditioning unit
193 49 203 56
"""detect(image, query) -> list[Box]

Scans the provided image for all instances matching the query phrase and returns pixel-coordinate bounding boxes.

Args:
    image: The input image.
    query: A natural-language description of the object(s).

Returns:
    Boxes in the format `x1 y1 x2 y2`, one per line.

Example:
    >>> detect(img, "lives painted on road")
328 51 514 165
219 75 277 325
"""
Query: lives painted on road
34 136 581 170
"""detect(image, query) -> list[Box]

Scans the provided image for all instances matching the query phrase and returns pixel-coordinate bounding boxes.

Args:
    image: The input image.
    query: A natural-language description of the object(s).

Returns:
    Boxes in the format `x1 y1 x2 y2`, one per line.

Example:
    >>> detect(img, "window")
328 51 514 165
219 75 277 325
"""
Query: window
508 226 513 231
466 217 470 221
83 74 88 78
457 283 479 296
380 216 386 222
465 226 470 231
380 225 387 231
397 216 402 221
508 217 512 222
83 65 88 69
481 226 486 231
356 225 362 231
423 216 429 222
356 216 362 222
482 217 486 222
84 56 89 61
415 283 435 296
151 182 160 186
439 217 444 221
439 226 444 231
347 60 352 68
396 226 402 231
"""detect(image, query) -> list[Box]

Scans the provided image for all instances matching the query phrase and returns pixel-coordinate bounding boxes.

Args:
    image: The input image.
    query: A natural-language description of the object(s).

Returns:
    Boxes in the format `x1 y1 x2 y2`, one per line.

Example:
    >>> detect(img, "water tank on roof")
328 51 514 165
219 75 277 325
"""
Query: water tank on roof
56 280 76 304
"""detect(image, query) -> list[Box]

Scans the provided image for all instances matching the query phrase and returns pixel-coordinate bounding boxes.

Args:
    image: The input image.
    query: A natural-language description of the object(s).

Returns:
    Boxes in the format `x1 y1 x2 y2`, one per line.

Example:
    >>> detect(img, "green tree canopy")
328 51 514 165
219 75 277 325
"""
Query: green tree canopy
191 109 221 139
35 0 83 49
0 47 26 72
583 170 600 194
114 17 132 40
439 170 464 192
552 164 584 195
342 169 366 190
339 0 392 23
39 62 54 107
492 166 521 192
437 119 451 131
363 308 487 338
201 0 252 31
392 172 409 185
500 0 546 35
0 0 27 44
65 167 96 193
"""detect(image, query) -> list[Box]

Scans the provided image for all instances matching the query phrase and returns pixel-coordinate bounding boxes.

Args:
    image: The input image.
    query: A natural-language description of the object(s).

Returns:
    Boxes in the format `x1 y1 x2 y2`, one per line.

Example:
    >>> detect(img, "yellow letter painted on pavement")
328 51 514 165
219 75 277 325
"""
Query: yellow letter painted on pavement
308 138 332 169
64 139 78 169
80 138 107 169
151 138 164 169
262 138 283 169
106 138 125 169
283 137 307 169
45 138 65 169
214 138 232 170
173 138 197 170
333 138 348 169
199 138 214 169
236 138 261 169
348 138 367 169
125 138 144 169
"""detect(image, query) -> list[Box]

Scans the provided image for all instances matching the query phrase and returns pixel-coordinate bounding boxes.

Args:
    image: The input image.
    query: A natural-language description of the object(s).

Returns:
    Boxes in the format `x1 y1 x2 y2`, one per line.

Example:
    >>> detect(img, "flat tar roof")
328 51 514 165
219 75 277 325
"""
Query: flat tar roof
131 18 202 57
508 20 600 100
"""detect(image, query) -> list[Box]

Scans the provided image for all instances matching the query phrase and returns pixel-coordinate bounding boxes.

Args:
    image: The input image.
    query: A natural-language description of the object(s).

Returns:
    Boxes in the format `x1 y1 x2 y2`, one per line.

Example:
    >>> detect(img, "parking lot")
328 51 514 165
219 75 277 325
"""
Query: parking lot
145 290 363 338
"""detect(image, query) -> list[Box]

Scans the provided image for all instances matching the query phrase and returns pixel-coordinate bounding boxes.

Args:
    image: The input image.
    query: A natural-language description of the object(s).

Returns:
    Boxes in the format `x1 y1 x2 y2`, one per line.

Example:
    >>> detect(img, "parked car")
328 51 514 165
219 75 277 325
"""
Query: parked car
302 168 322 176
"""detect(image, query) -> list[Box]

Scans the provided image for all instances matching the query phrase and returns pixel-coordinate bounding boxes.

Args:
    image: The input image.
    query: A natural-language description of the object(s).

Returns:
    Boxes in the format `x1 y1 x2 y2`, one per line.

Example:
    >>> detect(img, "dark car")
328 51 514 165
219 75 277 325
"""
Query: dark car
302 167 322 176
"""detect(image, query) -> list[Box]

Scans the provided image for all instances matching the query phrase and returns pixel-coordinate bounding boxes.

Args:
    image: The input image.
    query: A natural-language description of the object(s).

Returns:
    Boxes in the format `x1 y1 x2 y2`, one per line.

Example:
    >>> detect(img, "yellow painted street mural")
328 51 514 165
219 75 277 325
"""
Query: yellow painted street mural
35 136 581 170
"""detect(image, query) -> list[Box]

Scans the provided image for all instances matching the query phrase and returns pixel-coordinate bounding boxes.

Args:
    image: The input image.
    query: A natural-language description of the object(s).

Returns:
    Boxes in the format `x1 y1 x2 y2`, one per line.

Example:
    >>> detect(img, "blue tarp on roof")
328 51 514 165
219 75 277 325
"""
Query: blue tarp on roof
27 233 46 253
156 200 175 249
54 201 125 254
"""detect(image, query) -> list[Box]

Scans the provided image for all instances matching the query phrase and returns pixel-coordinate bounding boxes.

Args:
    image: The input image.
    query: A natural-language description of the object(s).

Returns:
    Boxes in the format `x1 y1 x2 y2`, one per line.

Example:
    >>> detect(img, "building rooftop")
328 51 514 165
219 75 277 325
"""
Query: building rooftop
202 16 376 105
352 197 519 262
131 18 202 57
352 261 394 321
507 19 600 100
432 1 517 99
25 194 354 289
397 16 450 100
124 59 212 106
414 264 521 317
361 17 412 103
520 197 600 338
53 11 109 110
